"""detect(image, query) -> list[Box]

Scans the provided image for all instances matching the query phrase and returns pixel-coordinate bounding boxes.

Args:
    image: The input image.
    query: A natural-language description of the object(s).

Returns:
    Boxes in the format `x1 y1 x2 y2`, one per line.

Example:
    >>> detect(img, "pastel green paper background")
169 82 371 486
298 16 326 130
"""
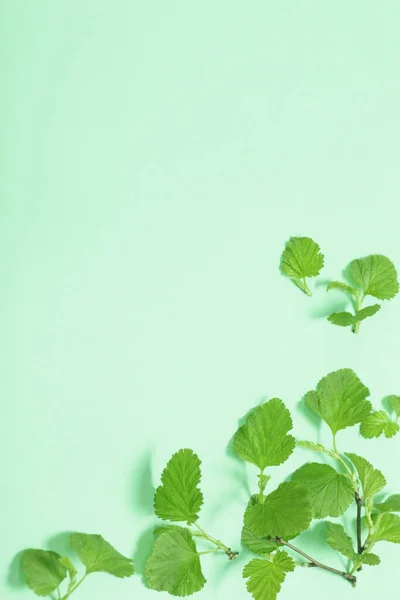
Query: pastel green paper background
2 1 400 599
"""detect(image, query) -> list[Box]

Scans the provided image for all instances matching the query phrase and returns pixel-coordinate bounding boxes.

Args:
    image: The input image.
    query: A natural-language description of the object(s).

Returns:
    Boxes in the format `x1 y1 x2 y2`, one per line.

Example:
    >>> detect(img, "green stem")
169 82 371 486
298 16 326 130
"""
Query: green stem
192 523 238 560
302 278 312 296
332 435 357 484
61 574 87 600
353 293 364 334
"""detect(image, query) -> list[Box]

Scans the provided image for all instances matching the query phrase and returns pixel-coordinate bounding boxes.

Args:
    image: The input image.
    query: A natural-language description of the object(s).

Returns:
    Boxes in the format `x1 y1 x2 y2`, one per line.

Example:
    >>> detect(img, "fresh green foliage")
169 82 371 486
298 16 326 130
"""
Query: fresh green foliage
291 463 354 518
145 526 206 596
21 534 134 598
241 527 279 555
326 254 399 332
305 368 371 435
146 449 237 596
244 483 312 539
374 495 400 514
243 551 295 600
360 395 400 439
233 398 295 470
344 453 386 500
371 513 400 544
325 522 380 568
280 236 324 296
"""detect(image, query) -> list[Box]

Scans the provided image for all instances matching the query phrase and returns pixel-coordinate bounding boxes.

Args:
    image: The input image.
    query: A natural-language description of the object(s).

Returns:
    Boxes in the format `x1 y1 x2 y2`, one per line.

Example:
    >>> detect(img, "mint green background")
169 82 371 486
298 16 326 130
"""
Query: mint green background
2 2 400 599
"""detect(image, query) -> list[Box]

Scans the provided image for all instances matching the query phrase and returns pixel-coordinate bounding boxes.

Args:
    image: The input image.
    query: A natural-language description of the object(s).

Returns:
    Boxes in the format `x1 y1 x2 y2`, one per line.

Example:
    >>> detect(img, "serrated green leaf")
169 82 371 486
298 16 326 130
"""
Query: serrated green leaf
326 522 356 560
355 304 381 322
70 533 134 577
241 526 279 555
233 398 295 470
344 453 386 500
21 549 67 597
243 551 295 600
154 449 203 524
375 495 400 514
327 312 356 327
281 236 324 279
296 440 337 459
388 395 400 417
305 369 371 435
360 411 391 438
58 557 78 594
384 422 400 438
244 482 312 539
348 255 399 300
145 526 206 596
327 281 358 296
292 463 354 518
372 513 400 544
359 553 381 566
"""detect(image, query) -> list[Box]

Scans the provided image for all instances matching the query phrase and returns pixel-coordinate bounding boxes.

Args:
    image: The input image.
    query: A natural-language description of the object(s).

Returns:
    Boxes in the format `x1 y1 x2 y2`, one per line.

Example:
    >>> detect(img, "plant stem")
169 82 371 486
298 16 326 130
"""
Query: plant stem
353 293 363 334
61 574 87 600
302 278 312 296
273 537 357 586
192 522 238 560
332 435 357 484
355 492 363 555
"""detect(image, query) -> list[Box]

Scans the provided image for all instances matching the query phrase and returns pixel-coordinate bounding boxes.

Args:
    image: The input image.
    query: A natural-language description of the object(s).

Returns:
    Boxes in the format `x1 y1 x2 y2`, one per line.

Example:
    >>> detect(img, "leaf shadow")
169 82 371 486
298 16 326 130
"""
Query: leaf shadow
309 294 350 319
7 551 25 590
129 448 155 516
295 521 347 570
296 394 322 439
133 523 158 585
46 531 77 562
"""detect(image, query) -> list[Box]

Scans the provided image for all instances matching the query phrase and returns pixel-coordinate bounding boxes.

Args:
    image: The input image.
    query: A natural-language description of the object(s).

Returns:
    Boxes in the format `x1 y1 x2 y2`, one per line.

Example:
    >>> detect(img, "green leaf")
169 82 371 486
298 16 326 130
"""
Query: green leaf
280 237 324 295
344 453 386 500
375 495 400 514
70 533 134 577
295 440 337 459
292 463 354 518
360 411 392 438
241 526 279 555
58 557 77 594
154 448 203 524
244 482 312 539
145 526 206 596
327 281 358 296
355 304 381 321
388 395 400 417
348 255 399 300
21 549 67 597
372 513 400 544
384 422 400 438
233 398 295 470
325 522 356 560
359 553 380 566
243 551 295 600
305 369 371 435
327 312 356 327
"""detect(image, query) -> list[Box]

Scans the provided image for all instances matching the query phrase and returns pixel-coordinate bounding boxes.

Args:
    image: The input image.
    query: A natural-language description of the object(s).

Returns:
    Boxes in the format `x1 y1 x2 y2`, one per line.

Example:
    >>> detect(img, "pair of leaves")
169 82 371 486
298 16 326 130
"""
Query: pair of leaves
327 255 399 330
345 453 386 500
326 522 380 569
280 236 324 296
305 368 371 435
233 398 295 470
21 534 134 597
360 396 400 439
244 482 312 540
243 551 295 600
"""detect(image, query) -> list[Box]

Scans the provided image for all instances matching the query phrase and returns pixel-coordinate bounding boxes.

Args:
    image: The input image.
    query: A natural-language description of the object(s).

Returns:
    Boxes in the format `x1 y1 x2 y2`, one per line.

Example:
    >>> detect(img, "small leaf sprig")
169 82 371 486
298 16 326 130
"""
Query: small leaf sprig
145 449 238 597
360 394 400 439
21 533 134 598
280 236 325 296
327 255 399 333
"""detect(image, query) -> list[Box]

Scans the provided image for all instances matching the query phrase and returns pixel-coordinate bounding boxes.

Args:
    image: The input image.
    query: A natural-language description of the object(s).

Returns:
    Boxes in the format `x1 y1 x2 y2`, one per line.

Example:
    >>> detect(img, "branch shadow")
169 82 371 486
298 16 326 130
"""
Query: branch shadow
295 521 347 570
133 523 158 585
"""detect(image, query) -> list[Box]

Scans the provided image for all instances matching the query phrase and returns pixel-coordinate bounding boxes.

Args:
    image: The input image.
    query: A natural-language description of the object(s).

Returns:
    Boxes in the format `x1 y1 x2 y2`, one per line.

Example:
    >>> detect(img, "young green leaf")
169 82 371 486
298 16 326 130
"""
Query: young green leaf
358 553 381 566
241 526 280 556
371 513 400 544
355 304 381 321
348 255 399 300
325 522 356 560
69 533 134 577
58 557 77 594
344 453 386 500
295 440 337 459
360 410 395 439
305 369 371 435
280 236 324 296
243 551 295 600
374 495 400 514
145 526 206 596
387 395 400 417
292 463 354 518
154 449 204 524
327 312 357 327
233 398 295 470
21 549 67 597
244 482 312 539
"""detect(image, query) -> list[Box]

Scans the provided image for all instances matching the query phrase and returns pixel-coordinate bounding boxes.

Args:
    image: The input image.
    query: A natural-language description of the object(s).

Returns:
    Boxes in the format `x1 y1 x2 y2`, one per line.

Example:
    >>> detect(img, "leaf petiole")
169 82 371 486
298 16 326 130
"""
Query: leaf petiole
61 573 87 600
191 523 238 560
